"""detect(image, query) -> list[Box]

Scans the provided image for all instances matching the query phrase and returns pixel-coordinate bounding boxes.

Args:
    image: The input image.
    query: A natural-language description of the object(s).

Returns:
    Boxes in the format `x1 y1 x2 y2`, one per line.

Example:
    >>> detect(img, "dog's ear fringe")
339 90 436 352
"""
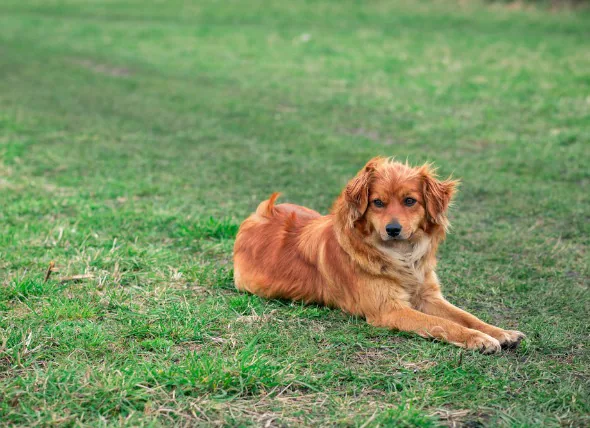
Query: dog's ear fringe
419 164 460 229
343 157 385 228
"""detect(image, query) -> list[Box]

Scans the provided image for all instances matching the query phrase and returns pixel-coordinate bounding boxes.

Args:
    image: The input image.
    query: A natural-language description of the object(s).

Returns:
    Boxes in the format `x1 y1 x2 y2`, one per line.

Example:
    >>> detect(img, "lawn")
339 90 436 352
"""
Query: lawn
0 0 589 426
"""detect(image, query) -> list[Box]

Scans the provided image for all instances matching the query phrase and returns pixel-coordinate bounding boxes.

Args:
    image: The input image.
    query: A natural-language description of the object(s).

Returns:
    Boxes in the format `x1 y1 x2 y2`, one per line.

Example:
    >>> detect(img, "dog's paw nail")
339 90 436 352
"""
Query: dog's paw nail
467 333 501 354
498 330 525 349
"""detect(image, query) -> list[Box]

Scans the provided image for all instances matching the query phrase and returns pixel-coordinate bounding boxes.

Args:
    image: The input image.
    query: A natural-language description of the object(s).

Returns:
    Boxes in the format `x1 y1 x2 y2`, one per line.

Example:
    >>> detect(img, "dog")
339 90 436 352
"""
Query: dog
233 157 524 353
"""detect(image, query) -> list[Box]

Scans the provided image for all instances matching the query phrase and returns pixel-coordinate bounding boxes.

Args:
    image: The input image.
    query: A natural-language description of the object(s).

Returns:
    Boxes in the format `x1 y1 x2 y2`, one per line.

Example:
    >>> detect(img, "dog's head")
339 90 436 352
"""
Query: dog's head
339 157 459 242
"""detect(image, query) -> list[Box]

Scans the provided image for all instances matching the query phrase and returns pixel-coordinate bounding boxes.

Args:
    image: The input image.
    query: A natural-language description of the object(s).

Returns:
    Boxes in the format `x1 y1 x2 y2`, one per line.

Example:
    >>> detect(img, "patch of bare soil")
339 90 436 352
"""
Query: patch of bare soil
72 59 132 77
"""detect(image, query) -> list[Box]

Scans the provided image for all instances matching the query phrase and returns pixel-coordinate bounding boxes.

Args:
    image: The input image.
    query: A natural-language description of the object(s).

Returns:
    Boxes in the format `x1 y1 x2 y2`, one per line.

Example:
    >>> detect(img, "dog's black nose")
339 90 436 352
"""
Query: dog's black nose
386 222 402 237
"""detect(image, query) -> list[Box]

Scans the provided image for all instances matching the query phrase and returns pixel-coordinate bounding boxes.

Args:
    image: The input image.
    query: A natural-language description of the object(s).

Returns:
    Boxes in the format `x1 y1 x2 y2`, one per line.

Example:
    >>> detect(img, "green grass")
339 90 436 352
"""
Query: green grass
1 0 589 425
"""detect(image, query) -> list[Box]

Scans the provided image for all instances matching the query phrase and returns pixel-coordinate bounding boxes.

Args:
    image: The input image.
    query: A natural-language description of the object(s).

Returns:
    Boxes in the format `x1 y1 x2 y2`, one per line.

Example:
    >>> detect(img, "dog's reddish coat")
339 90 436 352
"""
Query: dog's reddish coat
234 158 524 352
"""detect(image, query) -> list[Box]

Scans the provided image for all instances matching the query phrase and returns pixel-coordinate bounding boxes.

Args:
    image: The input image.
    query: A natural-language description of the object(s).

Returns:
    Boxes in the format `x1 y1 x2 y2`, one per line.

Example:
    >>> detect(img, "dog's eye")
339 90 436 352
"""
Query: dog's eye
404 197 417 207
373 199 385 208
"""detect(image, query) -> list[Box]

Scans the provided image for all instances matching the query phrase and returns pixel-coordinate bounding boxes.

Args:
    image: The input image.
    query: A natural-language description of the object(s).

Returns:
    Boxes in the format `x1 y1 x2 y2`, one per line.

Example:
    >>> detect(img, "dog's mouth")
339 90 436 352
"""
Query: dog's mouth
380 232 412 242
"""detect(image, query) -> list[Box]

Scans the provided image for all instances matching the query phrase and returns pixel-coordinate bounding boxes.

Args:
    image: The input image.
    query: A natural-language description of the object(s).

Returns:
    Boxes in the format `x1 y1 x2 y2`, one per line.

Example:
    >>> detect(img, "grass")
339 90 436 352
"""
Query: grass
0 0 589 425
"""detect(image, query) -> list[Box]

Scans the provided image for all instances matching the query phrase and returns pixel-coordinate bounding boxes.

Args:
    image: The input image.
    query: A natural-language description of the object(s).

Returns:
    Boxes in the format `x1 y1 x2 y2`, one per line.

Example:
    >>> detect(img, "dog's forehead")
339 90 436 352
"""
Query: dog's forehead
373 163 422 194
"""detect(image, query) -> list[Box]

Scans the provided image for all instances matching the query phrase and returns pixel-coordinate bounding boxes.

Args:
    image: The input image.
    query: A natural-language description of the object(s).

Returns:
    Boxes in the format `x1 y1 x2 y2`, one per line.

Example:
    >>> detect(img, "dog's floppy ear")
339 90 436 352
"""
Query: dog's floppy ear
343 157 383 227
420 164 459 228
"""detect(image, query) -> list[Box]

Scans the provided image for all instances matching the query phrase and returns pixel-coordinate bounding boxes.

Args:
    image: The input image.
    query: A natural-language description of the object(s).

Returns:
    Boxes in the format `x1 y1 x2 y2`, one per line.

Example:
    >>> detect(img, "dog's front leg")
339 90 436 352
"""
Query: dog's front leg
367 306 501 353
415 274 524 348
417 296 525 349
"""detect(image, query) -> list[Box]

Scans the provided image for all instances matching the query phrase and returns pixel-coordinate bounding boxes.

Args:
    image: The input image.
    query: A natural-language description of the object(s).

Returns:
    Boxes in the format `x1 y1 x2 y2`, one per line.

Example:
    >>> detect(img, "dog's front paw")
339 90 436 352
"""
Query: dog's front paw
490 329 525 349
463 332 501 354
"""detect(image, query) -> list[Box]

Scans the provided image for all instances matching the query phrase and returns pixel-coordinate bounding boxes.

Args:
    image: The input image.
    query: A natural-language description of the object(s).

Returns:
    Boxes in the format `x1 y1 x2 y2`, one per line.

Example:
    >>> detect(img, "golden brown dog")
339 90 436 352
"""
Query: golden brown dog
233 157 524 353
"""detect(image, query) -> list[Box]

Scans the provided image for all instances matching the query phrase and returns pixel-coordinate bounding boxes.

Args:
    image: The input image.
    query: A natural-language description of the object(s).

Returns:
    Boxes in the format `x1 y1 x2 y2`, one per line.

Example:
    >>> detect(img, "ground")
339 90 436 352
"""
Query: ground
0 0 589 426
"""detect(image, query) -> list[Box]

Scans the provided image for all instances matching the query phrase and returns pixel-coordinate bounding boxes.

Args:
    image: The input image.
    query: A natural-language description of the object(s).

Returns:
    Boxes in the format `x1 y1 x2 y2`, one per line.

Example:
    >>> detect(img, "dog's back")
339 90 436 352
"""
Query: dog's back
233 194 333 302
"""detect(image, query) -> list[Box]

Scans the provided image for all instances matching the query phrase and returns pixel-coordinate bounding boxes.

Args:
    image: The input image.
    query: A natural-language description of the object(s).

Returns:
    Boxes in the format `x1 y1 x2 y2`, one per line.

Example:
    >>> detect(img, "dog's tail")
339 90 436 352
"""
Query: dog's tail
256 192 281 218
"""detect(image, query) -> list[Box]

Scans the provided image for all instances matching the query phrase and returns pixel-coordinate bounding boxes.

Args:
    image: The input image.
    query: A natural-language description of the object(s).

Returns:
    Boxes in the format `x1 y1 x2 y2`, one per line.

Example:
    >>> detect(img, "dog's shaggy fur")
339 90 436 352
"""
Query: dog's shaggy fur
233 157 524 352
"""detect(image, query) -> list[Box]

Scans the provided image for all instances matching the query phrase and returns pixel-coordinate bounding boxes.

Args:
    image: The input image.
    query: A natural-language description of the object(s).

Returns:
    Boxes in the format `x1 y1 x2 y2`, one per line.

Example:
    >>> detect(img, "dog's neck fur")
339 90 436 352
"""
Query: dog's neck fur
377 235 431 264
